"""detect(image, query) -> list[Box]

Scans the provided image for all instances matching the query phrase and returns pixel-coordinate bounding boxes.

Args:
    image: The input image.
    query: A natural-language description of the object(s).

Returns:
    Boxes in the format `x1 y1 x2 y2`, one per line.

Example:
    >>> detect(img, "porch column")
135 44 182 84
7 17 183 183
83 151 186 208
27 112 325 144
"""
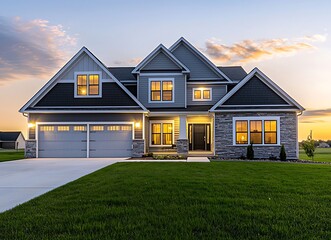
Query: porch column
177 115 188 155
179 115 187 139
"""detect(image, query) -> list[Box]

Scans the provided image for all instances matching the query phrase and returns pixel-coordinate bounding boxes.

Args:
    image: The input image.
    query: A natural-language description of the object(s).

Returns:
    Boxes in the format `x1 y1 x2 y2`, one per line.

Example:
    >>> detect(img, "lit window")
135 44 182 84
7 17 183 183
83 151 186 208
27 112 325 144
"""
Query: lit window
151 123 161 145
234 118 279 145
150 80 173 102
250 120 262 144
40 126 55 132
193 88 212 101
77 73 100 96
74 126 86 131
151 122 174 146
265 120 277 144
162 123 173 145
91 126 104 131
58 126 70 132
108 126 120 131
236 121 248 144
121 126 132 131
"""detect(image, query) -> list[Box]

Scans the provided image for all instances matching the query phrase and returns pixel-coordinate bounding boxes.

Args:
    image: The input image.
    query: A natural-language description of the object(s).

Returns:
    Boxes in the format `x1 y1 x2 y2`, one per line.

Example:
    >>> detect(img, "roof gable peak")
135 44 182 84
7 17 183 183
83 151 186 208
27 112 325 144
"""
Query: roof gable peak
169 37 232 82
132 44 189 74
210 67 305 112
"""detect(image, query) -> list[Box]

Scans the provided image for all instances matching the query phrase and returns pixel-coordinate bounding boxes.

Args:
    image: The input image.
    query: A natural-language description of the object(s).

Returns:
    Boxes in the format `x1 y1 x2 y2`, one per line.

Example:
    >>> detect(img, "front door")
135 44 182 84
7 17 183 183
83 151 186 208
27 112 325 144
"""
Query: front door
188 124 211 151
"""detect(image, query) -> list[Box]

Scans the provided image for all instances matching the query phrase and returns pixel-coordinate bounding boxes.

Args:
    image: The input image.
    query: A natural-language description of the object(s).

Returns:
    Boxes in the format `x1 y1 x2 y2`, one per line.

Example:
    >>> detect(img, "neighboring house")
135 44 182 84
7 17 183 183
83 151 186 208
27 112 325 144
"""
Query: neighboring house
20 37 304 159
318 142 330 148
0 132 25 149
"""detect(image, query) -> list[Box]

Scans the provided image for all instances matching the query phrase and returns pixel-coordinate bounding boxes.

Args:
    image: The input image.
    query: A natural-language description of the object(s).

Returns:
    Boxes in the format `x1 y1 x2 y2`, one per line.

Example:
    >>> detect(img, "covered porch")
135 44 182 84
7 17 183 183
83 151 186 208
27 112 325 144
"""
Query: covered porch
144 113 215 156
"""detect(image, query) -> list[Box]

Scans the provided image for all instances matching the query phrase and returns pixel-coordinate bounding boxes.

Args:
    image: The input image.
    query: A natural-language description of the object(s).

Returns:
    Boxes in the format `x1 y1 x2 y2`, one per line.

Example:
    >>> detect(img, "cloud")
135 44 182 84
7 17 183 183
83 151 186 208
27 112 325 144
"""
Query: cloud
0 17 76 85
203 34 327 64
112 57 142 66
302 108 331 117
299 108 331 124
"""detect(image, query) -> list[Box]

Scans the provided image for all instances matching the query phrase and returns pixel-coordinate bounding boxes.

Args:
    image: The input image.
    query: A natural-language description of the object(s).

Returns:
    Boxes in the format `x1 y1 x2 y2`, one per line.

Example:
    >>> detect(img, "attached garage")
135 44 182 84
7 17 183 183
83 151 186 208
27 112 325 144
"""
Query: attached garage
37 123 133 158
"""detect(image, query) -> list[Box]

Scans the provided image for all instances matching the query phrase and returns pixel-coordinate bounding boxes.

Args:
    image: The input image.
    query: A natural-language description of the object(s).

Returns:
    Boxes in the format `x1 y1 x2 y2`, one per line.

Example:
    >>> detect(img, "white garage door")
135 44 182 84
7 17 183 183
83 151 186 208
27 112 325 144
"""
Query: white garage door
89 124 133 158
38 125 87 158
38 124 133 158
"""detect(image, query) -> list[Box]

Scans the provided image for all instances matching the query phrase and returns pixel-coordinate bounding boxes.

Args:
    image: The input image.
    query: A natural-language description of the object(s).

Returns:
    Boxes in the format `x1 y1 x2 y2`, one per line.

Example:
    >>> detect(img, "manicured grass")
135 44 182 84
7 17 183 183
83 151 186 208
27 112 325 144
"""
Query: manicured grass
299 147 331 162
0 150 24 162
0 162 330 239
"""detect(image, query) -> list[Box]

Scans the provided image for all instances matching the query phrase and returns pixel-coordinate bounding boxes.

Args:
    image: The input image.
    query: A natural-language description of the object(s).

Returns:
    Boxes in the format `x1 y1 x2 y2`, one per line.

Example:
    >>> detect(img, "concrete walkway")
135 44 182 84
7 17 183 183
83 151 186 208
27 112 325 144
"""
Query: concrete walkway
0 158 121 213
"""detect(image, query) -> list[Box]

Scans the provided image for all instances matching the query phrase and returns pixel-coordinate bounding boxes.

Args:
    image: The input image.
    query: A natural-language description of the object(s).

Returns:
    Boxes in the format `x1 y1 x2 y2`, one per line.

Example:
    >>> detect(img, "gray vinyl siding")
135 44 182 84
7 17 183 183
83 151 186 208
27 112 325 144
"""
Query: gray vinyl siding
187 84 227 105
171 43 223 80
223 76 289 106
138 75 185 108
60 52 110 80
28 113 143 140
146 116 179 152
143 52 181 71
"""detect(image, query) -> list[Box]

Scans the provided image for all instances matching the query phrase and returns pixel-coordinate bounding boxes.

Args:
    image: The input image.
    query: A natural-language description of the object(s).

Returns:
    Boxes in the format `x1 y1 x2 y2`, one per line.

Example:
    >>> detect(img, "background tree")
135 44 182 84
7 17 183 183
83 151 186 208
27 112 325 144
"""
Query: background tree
302 137 315 160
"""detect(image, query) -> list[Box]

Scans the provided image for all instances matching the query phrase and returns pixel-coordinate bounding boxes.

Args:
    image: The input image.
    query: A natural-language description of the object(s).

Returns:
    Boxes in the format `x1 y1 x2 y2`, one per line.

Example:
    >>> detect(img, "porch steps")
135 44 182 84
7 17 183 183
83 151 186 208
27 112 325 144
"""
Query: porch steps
187 157 210 162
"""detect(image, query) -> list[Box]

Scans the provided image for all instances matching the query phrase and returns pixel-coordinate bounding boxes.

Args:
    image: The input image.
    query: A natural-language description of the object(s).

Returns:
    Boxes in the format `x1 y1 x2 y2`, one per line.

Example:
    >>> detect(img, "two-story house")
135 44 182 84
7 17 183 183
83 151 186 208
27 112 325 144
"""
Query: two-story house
20 37 304 159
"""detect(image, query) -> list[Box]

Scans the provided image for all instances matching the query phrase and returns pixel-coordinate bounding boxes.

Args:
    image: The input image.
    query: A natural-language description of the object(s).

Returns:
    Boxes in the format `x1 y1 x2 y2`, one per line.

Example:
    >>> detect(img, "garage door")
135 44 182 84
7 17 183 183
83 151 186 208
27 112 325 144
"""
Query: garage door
89 124 133 158
38 125 87 158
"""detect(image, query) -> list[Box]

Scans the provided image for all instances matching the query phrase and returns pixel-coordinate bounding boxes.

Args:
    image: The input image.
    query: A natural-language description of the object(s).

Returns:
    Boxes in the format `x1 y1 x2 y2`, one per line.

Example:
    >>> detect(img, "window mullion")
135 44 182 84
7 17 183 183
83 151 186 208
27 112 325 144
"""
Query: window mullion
262 120 265 144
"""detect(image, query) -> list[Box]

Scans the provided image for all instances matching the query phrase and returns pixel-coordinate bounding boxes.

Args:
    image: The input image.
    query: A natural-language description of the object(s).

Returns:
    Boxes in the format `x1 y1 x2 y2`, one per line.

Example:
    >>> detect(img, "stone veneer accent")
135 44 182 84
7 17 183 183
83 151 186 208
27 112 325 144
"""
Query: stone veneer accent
132 139 145 157
215 112 298 159
25 140 37 158
177 139 188 155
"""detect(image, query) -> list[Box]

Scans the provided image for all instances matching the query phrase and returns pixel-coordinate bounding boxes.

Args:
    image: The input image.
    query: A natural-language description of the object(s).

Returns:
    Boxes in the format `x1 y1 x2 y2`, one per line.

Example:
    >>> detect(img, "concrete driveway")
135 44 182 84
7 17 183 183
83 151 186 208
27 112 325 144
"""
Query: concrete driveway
0 158 121 213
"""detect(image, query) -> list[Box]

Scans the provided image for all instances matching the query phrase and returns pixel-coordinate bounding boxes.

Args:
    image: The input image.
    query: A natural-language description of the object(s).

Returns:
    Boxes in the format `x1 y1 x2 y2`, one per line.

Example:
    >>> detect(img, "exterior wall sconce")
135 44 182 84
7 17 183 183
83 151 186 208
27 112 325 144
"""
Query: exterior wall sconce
28 123 35 128
135 122 141 128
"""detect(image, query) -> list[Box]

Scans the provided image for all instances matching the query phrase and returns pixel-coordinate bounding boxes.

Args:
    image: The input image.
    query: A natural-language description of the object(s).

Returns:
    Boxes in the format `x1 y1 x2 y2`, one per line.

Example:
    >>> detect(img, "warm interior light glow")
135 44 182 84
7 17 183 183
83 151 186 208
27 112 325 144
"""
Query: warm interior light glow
135 122 141 128
28 123 35 128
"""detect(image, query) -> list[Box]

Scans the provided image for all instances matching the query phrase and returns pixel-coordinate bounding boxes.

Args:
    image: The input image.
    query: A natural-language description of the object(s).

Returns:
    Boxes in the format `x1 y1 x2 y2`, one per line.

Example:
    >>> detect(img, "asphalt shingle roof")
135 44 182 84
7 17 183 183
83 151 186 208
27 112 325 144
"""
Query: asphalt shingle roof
0 132 21 141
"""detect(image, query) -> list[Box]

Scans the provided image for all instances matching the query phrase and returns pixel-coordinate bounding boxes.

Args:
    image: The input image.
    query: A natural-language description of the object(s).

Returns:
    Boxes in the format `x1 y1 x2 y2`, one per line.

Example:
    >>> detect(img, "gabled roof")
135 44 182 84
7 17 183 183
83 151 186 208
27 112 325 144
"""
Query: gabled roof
210 68 305 112
108 67 136 80
20 47 147 113
217 66 247 81
132 44 190 74
0 132 23 141
169 37 232 82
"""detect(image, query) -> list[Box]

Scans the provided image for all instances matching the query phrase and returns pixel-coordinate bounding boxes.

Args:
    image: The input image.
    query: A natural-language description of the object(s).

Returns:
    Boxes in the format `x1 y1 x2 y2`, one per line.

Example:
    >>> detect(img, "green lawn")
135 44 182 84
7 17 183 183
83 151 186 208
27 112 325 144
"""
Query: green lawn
299 147 331 162
0 150 24 162
0 162 330 239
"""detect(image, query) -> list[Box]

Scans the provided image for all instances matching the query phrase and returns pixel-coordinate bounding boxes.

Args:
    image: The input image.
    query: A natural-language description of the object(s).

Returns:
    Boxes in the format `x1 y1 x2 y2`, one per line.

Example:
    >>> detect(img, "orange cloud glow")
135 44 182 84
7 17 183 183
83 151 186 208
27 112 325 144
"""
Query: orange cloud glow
203 34 326 64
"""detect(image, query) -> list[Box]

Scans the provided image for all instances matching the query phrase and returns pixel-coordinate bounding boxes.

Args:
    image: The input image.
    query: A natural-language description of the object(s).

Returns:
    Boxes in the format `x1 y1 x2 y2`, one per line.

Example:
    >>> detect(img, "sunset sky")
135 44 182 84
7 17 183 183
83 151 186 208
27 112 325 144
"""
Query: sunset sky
1 0 331 140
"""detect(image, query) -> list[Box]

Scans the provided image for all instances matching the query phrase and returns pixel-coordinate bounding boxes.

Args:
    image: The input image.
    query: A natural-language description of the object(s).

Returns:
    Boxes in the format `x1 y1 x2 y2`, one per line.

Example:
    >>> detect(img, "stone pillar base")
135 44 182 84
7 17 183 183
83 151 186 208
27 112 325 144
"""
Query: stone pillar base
176 139 188 155
132 139 145 157
25 140 37 158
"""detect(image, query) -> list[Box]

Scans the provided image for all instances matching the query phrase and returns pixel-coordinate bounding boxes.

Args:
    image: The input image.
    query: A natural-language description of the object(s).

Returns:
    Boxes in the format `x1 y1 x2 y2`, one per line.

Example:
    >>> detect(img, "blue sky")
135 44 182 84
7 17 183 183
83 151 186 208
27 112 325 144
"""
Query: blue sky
1 0 331 139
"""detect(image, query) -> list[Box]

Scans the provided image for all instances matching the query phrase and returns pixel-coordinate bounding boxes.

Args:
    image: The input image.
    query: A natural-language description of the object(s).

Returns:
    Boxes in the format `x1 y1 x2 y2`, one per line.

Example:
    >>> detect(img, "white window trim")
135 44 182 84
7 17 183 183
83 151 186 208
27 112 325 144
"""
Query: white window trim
232 116 280 146
148 78 175 103
192 88 212 101
149 120 175 147
74 71 102 98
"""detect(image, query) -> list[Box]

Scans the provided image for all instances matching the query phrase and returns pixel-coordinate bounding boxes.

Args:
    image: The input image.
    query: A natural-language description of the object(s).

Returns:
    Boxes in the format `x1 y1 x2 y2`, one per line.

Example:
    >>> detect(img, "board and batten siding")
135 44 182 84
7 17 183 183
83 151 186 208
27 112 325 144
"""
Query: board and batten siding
138 75 186 108
187 84 227 105
143 52 182 71
171 43 222 80
28 113 143 140
60 52 110 80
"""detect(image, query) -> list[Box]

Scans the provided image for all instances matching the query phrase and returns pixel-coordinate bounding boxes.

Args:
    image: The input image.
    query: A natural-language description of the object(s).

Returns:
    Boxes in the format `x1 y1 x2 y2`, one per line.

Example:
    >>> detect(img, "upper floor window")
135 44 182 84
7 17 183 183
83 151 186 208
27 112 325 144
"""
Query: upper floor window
193 88 212 101
75 72 101 97
149 78 174 102
234 117 280 145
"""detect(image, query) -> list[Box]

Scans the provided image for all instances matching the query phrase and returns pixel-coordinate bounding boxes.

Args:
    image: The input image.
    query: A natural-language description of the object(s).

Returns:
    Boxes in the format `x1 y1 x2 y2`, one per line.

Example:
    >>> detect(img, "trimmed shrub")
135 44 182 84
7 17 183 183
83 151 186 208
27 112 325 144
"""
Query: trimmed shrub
246 143 254 160
279 144 287 161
